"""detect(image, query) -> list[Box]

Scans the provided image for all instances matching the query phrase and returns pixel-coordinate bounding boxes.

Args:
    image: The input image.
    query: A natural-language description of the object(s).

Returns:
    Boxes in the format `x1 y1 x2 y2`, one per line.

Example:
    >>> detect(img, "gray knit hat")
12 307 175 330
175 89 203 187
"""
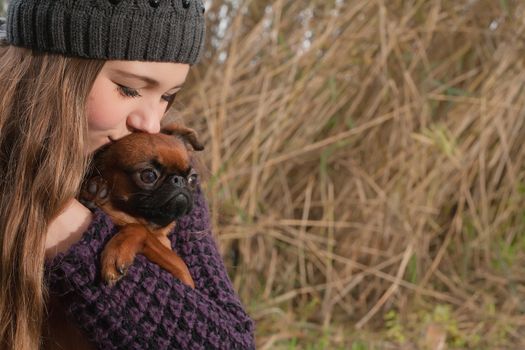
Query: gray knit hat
4 0 206 64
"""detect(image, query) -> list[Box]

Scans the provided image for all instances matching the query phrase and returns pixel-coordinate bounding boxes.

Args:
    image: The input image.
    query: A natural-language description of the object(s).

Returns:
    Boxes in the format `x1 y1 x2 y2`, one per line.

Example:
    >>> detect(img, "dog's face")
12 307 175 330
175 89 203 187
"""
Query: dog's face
92 125 204 228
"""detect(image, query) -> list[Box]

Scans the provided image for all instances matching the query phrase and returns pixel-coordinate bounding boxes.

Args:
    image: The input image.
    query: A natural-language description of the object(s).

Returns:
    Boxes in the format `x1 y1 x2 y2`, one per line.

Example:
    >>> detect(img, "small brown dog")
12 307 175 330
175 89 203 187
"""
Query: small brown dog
43 124 203 349
79 123 204 288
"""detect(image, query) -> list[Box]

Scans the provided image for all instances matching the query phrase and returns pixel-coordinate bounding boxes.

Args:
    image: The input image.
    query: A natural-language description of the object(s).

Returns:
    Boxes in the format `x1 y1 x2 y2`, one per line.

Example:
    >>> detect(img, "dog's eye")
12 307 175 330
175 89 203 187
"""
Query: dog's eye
140 169 158 184
187 173 198 188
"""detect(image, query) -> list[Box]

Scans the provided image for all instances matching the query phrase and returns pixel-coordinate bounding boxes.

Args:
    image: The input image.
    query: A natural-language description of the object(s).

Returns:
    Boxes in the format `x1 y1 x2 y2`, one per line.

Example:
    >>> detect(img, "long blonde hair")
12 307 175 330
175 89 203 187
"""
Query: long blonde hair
0 42 105 349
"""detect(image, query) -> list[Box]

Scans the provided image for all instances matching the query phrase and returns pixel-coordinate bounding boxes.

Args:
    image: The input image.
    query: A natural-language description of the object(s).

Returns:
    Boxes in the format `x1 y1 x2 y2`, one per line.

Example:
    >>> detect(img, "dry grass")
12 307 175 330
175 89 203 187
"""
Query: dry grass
1 0 522 348
176 0 525 348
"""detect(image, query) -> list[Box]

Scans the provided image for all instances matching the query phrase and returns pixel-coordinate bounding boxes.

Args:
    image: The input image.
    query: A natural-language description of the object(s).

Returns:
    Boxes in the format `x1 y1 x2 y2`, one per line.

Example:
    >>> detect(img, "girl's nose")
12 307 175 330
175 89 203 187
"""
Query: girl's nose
126 103 164 133
127 115 161 133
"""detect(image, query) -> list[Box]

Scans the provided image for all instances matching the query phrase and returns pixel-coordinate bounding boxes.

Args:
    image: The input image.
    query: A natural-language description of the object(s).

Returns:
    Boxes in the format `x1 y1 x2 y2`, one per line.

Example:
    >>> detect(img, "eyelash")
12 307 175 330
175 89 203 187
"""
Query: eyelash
116 84 177 103
161 92 178 103
116 84 141 98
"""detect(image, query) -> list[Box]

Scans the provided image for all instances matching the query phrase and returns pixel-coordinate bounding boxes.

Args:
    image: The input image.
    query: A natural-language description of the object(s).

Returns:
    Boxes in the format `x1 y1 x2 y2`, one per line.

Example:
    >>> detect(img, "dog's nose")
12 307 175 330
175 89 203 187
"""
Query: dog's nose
174 193 189 210
172 175 185 187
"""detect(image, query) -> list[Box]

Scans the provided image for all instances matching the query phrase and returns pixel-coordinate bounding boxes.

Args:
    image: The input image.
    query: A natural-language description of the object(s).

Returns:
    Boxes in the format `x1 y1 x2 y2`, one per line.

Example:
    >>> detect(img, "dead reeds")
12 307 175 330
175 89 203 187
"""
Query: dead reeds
172 0 525 348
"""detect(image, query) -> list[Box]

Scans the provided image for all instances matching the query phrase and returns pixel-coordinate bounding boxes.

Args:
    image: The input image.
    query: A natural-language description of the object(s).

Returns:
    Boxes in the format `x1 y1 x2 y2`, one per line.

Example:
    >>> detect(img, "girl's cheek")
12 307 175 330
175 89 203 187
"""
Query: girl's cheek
88 108 117 130
87 97 127 131
86 77 126 130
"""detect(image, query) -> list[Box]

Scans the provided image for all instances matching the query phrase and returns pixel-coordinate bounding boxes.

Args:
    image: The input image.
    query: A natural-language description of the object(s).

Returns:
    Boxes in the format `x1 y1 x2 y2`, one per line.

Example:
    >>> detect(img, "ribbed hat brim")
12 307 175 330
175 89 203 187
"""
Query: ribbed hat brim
6 0 206 64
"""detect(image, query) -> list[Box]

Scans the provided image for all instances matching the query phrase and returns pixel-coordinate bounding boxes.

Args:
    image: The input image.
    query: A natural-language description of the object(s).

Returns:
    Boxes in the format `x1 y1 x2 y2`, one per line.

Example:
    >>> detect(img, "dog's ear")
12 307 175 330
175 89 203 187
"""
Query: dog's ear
161 123 205 151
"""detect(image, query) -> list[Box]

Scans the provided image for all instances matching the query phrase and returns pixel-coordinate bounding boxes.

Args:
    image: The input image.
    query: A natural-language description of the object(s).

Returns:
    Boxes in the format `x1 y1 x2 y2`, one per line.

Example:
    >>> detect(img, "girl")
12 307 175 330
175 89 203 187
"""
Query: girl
0 0 254 349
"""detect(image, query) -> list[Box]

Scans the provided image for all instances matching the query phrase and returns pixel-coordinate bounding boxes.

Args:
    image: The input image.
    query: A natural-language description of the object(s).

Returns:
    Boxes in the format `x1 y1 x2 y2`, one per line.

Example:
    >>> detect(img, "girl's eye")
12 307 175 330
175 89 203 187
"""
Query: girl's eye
161 92 177 103
116 84 141 98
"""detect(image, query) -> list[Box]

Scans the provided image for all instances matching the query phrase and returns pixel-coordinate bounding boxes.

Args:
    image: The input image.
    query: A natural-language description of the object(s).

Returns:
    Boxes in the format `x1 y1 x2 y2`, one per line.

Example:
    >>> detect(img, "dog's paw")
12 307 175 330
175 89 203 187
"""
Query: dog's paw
79 176 109 210
100 234 137 286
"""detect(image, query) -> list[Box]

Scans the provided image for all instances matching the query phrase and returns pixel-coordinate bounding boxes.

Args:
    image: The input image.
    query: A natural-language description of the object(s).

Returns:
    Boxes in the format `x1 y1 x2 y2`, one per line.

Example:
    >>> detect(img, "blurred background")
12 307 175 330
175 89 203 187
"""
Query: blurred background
3 0 525 349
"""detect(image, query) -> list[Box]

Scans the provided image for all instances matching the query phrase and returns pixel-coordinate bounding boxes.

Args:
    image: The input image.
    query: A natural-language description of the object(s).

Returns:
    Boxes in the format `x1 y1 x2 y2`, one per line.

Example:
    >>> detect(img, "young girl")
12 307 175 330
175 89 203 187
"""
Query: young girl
0 1 254 349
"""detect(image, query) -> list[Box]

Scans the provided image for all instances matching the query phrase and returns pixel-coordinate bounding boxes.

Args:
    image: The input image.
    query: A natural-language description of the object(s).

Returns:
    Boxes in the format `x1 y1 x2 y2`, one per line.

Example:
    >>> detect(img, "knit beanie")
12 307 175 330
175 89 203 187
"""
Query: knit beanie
4 0 206 64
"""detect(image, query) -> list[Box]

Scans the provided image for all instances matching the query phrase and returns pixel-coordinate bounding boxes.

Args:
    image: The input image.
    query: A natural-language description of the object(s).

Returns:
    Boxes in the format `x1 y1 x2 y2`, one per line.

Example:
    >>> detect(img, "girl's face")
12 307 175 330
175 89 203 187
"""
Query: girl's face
86 60 190 153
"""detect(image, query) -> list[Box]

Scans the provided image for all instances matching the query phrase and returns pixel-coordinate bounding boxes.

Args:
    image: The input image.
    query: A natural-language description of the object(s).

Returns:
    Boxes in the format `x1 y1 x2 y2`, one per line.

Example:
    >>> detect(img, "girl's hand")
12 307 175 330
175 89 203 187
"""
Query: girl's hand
45 199 93 260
